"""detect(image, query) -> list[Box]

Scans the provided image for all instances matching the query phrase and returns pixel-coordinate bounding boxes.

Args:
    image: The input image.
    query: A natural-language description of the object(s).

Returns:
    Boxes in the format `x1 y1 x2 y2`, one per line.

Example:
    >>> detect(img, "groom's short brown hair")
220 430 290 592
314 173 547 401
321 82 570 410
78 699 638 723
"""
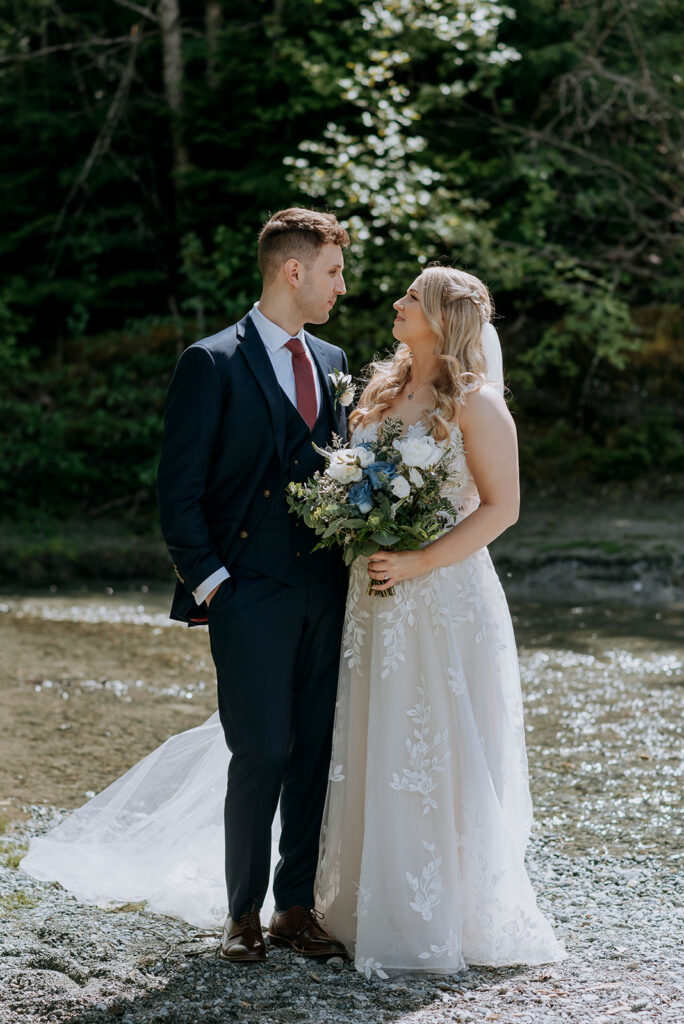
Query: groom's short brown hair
258 208 350 281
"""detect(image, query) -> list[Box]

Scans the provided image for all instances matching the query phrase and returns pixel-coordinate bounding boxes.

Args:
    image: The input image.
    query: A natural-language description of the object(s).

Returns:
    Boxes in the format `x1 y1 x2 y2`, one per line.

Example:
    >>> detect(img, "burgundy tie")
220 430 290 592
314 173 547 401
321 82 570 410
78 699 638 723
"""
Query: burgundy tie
285 337 318 430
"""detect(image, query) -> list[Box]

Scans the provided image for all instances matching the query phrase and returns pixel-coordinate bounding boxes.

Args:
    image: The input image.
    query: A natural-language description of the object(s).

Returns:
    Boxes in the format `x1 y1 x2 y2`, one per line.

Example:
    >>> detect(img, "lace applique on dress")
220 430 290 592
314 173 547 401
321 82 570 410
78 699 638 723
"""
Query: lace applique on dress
390 681 449 814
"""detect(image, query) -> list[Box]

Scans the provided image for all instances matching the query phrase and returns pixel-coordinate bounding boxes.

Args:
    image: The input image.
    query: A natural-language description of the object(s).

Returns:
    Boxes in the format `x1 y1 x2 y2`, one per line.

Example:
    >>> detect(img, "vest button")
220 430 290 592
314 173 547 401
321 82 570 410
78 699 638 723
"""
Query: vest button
296 551 301 558
293 458 299 467
239 529 248 539
263 489 271 498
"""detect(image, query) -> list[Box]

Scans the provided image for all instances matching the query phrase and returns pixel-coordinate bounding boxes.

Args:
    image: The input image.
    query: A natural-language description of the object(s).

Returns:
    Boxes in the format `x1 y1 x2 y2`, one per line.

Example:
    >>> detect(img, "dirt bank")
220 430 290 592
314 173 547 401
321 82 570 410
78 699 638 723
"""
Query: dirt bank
0 595 212 822
2 495 684 605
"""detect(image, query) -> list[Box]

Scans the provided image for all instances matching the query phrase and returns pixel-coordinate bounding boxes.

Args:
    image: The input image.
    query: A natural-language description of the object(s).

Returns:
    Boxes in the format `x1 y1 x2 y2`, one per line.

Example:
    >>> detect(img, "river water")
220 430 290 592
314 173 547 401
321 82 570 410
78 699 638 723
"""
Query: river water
1 586 682 867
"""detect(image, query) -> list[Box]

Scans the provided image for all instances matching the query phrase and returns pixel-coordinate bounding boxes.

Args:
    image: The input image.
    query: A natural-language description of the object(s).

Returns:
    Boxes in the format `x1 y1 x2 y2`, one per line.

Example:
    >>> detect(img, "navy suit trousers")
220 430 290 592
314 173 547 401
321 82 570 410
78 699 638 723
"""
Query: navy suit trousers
207 567 346 920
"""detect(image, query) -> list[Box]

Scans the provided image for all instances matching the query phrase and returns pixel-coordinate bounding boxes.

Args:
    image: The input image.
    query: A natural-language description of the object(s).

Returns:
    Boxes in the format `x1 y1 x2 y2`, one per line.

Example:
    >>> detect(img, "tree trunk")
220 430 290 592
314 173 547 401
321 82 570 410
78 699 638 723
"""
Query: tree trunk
158 0 189 177
205 0 222 89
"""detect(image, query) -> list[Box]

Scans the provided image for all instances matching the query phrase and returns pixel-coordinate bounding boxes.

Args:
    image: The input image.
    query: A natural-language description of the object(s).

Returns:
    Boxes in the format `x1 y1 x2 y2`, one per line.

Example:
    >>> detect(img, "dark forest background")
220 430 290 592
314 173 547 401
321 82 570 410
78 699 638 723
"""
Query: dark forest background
1 0 682 556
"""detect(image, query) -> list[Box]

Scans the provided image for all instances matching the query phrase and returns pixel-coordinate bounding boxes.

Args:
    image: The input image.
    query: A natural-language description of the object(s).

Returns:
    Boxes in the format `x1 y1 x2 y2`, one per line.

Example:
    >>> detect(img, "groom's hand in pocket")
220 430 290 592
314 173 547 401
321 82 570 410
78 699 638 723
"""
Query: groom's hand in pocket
206 579 231 606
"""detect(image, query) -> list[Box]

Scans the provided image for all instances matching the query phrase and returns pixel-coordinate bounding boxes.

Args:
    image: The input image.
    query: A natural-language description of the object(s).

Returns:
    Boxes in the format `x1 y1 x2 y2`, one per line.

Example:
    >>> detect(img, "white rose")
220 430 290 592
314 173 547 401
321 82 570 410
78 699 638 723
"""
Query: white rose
393 435 442 470
390 474 411 499
329 371 355 407
325 449 363 483
351 445 375 468
408 467 424 488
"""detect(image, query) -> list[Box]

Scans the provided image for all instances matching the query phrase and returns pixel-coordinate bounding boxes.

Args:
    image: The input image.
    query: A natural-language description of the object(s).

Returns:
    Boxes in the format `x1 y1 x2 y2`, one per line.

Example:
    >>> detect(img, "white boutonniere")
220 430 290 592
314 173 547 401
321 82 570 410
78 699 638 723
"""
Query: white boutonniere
329 368 355 409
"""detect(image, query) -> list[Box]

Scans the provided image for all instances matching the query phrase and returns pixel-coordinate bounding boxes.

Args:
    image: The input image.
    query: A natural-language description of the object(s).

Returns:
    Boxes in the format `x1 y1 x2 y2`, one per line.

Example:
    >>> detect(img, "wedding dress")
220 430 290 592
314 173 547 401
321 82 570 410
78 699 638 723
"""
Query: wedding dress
21 712 233 927
22 324 564 972
315 414 565 975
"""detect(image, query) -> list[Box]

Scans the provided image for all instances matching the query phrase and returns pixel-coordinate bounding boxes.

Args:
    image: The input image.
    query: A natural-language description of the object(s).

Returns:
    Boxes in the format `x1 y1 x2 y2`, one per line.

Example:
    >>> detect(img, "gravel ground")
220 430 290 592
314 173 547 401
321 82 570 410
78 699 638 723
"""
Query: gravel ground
1 601 682 1024
1 815 682 1024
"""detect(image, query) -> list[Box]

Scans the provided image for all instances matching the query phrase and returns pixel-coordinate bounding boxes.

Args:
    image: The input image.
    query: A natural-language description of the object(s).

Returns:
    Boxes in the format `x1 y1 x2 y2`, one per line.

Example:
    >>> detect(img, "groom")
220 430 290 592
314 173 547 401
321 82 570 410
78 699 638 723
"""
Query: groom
157 208 350 962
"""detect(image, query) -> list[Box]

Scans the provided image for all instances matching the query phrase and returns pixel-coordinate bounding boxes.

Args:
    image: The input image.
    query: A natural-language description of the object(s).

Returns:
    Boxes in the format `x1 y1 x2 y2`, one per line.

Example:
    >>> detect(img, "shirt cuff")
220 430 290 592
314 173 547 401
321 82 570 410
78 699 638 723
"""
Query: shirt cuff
193 567 230 606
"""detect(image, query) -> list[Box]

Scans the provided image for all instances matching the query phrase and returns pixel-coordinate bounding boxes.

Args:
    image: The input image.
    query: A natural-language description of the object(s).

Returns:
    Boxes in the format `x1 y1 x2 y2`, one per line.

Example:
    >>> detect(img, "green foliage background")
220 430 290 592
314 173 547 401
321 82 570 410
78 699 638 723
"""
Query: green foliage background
1 0 682 531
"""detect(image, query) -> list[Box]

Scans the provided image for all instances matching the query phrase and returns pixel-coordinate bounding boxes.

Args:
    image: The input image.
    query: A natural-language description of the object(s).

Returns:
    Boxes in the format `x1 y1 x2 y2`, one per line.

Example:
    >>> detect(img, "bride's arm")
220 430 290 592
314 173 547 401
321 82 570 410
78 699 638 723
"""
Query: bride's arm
369 384 519 589
423 384 519 570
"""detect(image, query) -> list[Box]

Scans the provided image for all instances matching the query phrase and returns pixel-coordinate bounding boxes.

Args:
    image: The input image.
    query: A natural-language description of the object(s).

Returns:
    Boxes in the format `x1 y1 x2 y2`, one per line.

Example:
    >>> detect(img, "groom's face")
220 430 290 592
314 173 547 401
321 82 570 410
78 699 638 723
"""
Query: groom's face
297 243 346 324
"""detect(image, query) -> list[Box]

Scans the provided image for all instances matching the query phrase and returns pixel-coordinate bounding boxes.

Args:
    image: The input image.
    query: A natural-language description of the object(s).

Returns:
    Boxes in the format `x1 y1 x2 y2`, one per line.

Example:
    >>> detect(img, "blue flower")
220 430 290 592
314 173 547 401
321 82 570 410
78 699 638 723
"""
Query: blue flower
348 478 374 515
364 461 397 491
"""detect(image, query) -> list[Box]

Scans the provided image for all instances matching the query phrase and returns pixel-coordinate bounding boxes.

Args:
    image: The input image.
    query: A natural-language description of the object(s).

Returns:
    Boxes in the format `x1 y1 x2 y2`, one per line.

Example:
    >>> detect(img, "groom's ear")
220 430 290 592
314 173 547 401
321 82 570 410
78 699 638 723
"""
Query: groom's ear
283 258 304 289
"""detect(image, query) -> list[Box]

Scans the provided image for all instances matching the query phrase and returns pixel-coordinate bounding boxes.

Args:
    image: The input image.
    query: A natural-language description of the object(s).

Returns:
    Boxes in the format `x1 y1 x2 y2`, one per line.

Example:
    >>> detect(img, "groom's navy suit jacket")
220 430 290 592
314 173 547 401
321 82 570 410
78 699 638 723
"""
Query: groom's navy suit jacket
157 312 349 625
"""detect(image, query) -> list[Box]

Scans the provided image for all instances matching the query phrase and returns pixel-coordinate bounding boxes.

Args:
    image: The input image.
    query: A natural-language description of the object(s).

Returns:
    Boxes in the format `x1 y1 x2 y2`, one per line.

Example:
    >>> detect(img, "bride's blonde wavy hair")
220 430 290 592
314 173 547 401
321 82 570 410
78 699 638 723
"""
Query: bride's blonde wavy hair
349 266 493 442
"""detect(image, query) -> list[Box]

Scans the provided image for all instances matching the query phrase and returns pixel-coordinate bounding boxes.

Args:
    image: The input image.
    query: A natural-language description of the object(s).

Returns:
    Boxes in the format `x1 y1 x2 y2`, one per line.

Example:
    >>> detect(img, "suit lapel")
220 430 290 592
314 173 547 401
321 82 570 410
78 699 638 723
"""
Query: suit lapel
305 333 337 424
237 314 287 463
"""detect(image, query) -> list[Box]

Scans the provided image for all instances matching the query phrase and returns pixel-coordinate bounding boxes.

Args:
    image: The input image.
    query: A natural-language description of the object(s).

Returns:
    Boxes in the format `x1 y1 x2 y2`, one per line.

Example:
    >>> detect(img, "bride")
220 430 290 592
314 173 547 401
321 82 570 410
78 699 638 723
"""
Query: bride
315 266 564 974
22 266 565 974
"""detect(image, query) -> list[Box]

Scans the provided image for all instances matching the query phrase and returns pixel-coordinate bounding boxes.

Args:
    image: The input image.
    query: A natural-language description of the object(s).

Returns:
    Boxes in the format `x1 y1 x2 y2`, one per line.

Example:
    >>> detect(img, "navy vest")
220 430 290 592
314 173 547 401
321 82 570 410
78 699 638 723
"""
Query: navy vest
231 389 342 587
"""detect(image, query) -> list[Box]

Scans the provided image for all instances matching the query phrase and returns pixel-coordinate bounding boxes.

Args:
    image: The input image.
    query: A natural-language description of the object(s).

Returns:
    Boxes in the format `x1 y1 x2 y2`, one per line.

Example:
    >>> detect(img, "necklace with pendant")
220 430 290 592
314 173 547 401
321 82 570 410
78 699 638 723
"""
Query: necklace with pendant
407 381 428 401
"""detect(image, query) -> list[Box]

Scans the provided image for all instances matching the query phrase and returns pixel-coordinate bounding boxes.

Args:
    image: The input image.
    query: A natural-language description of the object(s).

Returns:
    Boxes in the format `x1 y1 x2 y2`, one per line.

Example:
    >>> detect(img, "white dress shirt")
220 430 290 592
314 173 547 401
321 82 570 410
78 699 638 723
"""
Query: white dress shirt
249 302 322 413
192 304 322 605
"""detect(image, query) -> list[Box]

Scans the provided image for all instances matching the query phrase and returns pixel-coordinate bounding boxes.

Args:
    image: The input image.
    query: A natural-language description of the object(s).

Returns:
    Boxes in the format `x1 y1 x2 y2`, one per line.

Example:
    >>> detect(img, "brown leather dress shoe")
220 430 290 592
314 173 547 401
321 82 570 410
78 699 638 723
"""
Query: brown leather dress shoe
220 910 267 963
267 906 348 959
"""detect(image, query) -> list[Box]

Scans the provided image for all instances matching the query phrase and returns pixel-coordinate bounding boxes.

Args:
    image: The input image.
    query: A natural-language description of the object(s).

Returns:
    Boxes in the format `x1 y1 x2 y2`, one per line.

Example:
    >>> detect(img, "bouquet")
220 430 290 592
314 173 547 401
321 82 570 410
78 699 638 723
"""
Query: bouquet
286 416 460 596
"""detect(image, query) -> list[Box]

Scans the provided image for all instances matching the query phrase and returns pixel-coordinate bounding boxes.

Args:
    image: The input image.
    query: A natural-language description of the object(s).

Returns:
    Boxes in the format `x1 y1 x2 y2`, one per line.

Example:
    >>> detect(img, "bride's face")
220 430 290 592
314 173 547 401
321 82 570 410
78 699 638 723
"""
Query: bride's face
392 277 437 351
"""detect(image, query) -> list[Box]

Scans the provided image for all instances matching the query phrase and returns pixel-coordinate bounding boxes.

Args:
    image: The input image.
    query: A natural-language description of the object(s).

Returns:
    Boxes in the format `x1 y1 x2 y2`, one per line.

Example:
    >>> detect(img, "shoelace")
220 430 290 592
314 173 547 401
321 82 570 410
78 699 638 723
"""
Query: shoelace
238 910 261 934
295 907 326 936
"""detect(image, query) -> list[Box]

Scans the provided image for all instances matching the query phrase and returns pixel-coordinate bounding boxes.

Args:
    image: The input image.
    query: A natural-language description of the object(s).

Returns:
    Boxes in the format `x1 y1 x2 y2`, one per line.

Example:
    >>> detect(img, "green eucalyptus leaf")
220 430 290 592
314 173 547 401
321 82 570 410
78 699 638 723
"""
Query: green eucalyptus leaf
371 531 400 546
